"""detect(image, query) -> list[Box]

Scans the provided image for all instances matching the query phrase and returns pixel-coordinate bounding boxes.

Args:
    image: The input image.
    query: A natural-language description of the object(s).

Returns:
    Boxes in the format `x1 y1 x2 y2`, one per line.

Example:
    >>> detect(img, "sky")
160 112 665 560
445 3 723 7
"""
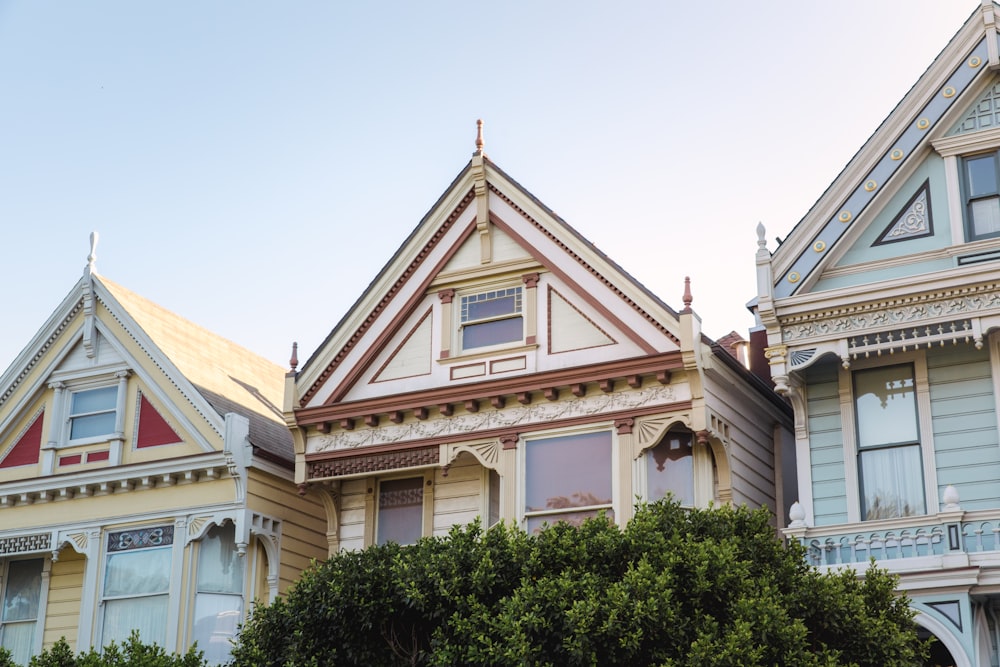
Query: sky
0 1 981 371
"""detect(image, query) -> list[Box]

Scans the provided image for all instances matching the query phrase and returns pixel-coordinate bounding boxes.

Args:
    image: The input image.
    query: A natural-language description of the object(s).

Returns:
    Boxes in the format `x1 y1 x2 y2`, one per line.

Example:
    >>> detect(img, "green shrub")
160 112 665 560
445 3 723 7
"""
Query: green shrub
26 632 206 667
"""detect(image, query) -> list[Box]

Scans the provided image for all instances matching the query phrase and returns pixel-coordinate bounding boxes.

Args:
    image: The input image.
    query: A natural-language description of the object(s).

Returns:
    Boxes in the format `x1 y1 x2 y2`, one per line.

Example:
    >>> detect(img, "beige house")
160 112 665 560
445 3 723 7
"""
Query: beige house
285 130 795 554
0 245 326 664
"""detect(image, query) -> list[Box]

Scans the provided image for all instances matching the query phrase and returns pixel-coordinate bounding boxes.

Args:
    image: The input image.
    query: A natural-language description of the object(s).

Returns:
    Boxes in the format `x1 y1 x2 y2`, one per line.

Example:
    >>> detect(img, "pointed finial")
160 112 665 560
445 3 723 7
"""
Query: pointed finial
289 342 299 372
474 119 485 156
756 222 766 249
682 276 692 310
86 231 99 275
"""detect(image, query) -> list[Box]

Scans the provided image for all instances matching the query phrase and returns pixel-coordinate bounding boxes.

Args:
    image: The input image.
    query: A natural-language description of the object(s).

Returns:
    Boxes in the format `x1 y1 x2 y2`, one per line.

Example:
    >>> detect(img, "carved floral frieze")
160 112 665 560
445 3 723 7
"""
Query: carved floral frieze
309 384 684 453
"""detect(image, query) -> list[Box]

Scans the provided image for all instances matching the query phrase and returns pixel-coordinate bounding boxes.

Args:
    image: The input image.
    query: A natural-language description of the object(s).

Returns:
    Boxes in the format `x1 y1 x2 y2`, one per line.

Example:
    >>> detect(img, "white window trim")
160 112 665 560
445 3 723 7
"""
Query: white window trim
44 367 130 472
455 283 525 354
519 423 618 531
838 351 938 523
933 130 1000 243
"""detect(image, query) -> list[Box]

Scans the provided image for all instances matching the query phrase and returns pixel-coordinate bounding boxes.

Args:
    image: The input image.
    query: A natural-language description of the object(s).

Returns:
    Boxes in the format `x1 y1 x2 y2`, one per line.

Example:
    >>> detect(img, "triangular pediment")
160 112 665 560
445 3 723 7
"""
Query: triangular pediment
297 156 685 408
765 6 999 303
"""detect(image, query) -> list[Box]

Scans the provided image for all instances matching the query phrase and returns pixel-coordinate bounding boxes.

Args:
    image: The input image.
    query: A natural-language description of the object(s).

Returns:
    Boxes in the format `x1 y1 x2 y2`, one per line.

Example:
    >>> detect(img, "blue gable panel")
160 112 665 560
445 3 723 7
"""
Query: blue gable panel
774 39 989 299
928 344 1000 511
807 360 848 526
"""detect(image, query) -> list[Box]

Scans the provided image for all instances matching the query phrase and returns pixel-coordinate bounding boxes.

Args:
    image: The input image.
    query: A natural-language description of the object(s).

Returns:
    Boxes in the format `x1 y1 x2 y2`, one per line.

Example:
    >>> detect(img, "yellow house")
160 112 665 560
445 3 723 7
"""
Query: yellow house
0 245 326 664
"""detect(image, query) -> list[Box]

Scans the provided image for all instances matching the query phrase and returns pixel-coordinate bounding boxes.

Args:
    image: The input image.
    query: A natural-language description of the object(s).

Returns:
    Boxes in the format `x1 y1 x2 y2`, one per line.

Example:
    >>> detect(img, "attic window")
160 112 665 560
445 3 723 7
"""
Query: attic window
69 386 118 440
460 287 523 350
962 152 1000 240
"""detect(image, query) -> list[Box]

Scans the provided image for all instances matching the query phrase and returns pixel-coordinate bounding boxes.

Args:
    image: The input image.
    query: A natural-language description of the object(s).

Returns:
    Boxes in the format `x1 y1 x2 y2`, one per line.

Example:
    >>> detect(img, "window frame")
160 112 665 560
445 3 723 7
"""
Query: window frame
839 352 938 524
191 522 245 666
0 556 46 665
960 150 1000 241
457 285 525 353
642 428 696 507
367 470 434 547
520 425 616 532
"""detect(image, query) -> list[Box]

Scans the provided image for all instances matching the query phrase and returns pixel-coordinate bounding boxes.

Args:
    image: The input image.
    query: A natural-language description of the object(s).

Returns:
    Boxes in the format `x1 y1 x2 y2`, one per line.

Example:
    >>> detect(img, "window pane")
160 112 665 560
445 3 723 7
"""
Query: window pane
3 559 42 622
646 432 694 506
461 288 521 322
104 548 171 597
526 508 615 534
854 365 918 448
462 316 523 349
377 478 423 545
1 622 35 666
70 411 117 439
71 387 117 414
102 595 168 647
192 593 243 666
860 445 925 520
526 431 612 512
967 155 998 197
197 524 244 595
971 197 1000 237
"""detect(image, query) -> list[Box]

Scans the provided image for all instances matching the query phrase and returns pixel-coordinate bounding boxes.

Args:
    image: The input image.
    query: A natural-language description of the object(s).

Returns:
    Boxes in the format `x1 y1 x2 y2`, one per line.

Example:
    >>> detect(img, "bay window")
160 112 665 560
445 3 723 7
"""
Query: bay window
854 364 926 520
100 526 172 647
645 430 694 506
192 523 244 666
524 430 613 532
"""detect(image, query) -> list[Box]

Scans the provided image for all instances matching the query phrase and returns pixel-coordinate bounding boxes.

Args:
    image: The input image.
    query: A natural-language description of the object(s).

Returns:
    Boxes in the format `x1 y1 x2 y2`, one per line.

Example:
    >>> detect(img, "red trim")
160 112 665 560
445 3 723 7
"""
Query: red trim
86 450 110 462
136 394 182 448
0 411 44 468
59 454 82 466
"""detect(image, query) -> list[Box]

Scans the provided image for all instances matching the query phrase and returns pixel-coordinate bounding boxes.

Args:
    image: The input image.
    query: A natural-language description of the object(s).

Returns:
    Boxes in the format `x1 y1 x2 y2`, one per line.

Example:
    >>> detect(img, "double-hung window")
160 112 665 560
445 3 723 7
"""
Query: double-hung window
192 524 244 666
524 430 613 532
376 477 424 545
0 558 43 665
962 151 1000 240
854 364 926 520
645 430 694 506
69 386 118 441
101 526 172 647
459 287 523 351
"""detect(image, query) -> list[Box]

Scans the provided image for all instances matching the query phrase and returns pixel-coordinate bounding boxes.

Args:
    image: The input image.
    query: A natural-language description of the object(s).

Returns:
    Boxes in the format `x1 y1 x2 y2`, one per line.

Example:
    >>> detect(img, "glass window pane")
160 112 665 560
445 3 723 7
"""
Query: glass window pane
971 197 1000 237
461 288 521 322
192 593 243 666
104 548 171 597
860 445 925 520
462 316 523 349
967 155 998 197
1 621 35 666
102 595 168 647
854 365 918 448
646 432 694 505
526 431 612 512
197 524 244 595
2 559 42 623
71 387 117 414
526 508 614 534
70 411 117 439
377 478 423 545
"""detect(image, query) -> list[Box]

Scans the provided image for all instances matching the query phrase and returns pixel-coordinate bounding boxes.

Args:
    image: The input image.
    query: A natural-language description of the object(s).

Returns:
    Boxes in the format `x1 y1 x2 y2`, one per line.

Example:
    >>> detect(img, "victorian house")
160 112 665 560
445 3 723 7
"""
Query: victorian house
0 244 327 664
284 126 794 556
757 2 1000 664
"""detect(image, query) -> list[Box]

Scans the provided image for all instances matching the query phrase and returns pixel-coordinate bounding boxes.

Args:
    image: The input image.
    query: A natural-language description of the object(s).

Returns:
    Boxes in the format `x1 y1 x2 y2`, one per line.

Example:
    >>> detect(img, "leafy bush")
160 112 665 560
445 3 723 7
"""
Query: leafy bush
23 632 206 667
231 500 925 666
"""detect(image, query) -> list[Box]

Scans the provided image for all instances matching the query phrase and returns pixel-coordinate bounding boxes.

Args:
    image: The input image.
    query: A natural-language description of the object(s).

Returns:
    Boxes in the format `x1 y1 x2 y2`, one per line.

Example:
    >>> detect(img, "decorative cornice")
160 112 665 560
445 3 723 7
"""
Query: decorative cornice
780 282 1000 343
307 445 439 479
1 302 83 404
308 384 681 453
0 532 51 555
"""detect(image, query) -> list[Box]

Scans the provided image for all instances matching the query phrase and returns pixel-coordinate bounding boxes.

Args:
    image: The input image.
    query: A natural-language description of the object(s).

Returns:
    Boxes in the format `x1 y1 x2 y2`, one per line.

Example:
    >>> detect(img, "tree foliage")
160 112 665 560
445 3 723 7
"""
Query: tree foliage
230 500 924 667
0 632 208 667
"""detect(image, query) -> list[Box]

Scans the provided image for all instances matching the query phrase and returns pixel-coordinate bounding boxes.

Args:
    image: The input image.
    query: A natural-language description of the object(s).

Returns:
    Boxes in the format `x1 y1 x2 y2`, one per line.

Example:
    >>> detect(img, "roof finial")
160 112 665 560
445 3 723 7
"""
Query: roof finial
86 231 99 276
474 119 485 156
682 276 693 310
289 341 299 372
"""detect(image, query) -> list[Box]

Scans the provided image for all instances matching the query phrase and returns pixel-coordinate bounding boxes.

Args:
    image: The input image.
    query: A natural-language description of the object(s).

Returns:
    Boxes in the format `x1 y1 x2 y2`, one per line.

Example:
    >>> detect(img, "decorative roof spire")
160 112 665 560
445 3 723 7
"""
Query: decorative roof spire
682 276 693 311
474 119 485 156
289 341 299 372
86 231 99 276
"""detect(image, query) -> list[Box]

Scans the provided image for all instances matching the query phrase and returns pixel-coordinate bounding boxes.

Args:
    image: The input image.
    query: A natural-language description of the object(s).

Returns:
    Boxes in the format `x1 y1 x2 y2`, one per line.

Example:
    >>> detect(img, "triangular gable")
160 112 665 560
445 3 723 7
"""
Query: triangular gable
548 287 616 353
0 409 43 469
768 8 992 299
372 309 433 383
296 155 684 409
135 392 184 448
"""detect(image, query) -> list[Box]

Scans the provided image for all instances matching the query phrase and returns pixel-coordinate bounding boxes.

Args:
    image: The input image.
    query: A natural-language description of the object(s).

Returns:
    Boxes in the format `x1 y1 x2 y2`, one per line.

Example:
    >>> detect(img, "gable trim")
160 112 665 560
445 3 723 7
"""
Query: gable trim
872 179 934 245
371 307 434 384
301 189 476 407
546 286 617 353
488 184 673 350
1 301 83 405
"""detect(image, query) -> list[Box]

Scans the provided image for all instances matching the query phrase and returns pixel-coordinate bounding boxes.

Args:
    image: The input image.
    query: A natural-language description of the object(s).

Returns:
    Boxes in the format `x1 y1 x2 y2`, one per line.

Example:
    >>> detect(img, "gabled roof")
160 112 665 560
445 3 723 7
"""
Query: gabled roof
0 271 292 463
294 150 691 409
765 3 991 300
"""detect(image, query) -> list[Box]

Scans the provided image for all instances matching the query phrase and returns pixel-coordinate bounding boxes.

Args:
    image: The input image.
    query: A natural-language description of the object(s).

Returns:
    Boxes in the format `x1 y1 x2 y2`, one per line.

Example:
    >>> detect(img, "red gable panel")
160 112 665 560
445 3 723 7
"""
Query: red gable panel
1 411 44 468
136 394 182 448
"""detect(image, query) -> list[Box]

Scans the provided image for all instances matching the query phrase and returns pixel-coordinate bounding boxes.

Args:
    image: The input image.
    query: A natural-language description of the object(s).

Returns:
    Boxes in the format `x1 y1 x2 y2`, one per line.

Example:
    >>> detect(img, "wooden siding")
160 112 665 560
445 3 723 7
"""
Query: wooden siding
806 361 848 525
43 549 85 651
338 478 368 552
928 345 1000 510
246 469 327 593
432 454 484 536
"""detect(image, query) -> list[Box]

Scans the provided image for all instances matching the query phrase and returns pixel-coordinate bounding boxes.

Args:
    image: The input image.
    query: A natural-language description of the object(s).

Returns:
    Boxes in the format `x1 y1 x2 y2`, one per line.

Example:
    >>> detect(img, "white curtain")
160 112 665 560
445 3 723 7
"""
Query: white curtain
1 558 42 664
860 445 925 519
102 547 171 647
192 524 244 665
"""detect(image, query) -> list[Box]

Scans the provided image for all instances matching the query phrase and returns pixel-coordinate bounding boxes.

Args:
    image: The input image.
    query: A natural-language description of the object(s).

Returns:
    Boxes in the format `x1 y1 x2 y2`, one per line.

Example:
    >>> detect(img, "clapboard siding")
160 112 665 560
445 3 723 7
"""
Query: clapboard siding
433 454 484 535
43 549 85 651
338 478 368 552
806 361 848 525
928 346 1000 510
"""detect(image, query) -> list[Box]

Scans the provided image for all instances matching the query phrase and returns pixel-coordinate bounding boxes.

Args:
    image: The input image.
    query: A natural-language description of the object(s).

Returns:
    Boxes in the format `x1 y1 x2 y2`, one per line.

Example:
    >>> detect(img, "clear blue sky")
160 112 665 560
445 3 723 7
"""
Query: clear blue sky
0 1 979 370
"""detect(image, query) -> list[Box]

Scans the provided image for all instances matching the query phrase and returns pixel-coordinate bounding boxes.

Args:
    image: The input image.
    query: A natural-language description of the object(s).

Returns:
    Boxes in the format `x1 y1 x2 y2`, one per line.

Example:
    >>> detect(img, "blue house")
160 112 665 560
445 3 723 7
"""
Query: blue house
756 2 1000 665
